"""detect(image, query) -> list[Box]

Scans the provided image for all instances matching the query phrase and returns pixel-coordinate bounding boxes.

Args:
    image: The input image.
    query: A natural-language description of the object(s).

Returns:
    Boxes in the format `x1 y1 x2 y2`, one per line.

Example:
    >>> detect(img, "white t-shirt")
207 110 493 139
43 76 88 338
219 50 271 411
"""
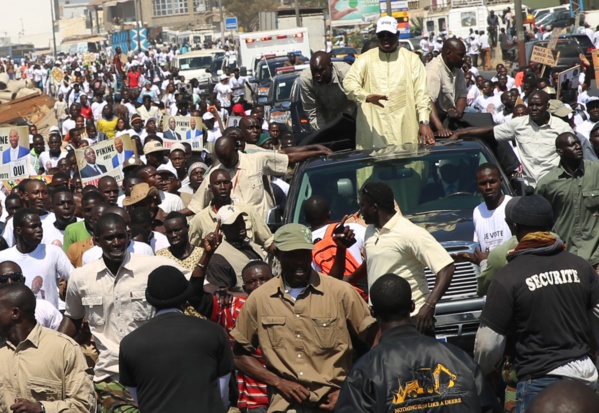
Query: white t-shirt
473 195 513 252
38 151 68 172
151 231 170 252
3 212 57 247
36 298 64 330
213 83 232 108
82 240 154 266
0 244 73 309
91 101 107 121
44 218 83 247
62 118 76 136
159 191 184 213
206 127 222 143
466 85 481 107
311 223 366 272
473 94 503 114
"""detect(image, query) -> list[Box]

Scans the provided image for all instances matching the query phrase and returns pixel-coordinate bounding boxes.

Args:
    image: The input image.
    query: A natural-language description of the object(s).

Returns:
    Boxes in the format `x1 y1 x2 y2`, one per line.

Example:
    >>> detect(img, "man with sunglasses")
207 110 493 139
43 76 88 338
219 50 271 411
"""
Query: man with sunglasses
0 261 63 330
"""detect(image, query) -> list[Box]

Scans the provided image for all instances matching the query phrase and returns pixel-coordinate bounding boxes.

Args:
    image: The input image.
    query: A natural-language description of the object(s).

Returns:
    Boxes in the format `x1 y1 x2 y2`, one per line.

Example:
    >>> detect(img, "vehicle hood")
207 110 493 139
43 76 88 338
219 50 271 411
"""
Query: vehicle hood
406 209 474 243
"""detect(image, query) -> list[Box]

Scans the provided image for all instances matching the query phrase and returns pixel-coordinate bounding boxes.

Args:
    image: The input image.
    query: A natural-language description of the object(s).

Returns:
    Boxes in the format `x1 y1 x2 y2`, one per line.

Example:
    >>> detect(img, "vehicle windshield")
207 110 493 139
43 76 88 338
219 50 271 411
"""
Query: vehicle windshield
291 148 491 224
178 56 212 71
275 78 295 102
257 60 288 82
210 57 224 74
554 41 581 57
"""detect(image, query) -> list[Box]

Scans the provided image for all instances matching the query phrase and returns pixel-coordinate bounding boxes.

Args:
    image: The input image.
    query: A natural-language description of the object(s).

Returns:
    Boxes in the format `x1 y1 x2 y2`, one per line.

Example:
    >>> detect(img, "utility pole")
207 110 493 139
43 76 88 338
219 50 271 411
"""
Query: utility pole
134 0 141 52
50 0 57 58
294 0 301 27
219 0 225 45
385 0 392 17
514 0 526 69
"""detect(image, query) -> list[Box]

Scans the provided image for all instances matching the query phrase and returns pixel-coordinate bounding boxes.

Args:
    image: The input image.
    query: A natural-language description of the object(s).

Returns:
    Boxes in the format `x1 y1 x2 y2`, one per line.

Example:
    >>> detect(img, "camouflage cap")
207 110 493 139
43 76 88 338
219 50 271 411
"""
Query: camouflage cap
274 223 315 252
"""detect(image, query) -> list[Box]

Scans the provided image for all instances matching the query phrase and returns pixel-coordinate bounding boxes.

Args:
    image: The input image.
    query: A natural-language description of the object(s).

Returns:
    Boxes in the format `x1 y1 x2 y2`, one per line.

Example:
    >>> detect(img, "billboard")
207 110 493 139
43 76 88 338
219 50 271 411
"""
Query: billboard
330 0 381 26
380 0 410 38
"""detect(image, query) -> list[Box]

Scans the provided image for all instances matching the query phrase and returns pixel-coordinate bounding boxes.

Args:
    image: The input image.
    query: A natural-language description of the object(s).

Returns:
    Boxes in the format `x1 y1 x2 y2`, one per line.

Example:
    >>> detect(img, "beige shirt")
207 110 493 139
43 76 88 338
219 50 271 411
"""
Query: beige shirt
231 271 375 413
364 213 454 314
0 323 96 413
188 151 289 220
299 62 356 130
426 55 468 112
65 253 190 382
493 114 573 186
344 47 431 150
189 201 274 248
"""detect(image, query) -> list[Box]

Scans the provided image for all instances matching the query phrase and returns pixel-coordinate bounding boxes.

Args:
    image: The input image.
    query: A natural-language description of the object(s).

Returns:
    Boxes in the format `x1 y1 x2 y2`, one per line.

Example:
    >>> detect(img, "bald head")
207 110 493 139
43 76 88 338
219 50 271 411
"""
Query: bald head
239 116 260 144
214 136 239 169
529 90 550 105
441 38 466 69
0 283 36 320
0 261 21 276
527 380 599 413
310 52 333 84
105 206 131 226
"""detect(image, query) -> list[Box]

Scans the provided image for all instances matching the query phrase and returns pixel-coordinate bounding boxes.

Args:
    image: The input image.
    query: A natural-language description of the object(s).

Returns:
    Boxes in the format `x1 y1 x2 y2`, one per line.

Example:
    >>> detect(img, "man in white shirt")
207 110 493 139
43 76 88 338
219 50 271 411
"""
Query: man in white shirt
473 80 503 115
45 188 79 247
0 209 73 309
471 164 512 252
213 74 232 113
39 134 67 172
229 68 247 103
203 112 222 143
419 35 431 55
479 31 491 70
91 94 107 121
468 33 481 68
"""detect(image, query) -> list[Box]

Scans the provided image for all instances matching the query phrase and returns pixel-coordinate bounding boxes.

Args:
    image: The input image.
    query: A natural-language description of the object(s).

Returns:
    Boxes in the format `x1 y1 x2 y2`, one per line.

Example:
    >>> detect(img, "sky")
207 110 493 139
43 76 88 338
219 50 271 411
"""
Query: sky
4 0 54 48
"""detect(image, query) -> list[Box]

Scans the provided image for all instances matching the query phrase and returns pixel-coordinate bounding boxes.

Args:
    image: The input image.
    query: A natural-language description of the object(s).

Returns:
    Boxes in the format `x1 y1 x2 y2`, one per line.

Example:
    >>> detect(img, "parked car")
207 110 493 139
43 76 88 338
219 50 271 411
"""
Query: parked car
511 39 585 74
287 76 312 142
537 10 574 29
559 33 596 78
270 139 515 349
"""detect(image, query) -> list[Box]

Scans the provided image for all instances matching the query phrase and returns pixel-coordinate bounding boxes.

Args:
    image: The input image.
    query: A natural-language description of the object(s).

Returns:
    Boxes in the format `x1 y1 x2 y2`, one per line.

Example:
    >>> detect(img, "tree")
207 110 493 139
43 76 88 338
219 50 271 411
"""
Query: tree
223 0 278 32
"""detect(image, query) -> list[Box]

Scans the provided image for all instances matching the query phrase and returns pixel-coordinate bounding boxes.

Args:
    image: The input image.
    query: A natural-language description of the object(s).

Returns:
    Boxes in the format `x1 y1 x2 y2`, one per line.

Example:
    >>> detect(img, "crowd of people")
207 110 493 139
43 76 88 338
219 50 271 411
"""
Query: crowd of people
0 13 599 413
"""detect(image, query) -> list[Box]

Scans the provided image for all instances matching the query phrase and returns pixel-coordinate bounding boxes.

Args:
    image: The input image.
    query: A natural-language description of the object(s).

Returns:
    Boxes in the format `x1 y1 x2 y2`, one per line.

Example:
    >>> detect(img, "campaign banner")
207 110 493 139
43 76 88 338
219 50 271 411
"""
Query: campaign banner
2 175 52 195
0 126 33 181
330 0 380 26
557 65 580 101
160 116 206 151
75 134 137 186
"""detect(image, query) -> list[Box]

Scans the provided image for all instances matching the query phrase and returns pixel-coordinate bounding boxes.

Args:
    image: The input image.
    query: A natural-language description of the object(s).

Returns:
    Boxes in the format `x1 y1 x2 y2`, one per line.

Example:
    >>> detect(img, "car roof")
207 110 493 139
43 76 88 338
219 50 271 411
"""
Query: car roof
301 140 490 169
176 49 225 58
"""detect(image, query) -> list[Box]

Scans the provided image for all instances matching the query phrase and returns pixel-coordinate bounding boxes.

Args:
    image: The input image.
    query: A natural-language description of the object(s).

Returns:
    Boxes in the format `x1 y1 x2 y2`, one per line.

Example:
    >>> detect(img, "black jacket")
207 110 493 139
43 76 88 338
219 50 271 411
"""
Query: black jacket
336 325 501 413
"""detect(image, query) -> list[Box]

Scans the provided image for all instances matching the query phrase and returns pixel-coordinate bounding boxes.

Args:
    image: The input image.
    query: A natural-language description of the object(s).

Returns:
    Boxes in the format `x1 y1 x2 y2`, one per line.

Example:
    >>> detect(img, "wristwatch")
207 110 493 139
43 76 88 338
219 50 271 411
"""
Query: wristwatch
419 120 430 125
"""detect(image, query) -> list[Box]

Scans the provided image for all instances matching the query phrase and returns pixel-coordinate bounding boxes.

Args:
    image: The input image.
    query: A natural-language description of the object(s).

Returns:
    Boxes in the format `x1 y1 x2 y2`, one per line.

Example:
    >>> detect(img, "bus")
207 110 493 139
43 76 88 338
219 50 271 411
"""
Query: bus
0 44 35 63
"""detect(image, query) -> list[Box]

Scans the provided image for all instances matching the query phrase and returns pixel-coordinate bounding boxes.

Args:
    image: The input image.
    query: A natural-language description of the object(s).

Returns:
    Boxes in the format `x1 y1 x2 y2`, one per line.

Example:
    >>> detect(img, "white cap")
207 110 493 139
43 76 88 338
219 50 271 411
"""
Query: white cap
202 112 215 120
216 205 247 225
219 74 229 81
376 16 398 34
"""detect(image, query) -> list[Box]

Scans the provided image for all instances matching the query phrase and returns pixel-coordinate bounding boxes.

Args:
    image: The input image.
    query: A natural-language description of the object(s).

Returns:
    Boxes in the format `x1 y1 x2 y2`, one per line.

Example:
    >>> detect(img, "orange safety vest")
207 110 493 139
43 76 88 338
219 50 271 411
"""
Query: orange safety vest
313 223 368 301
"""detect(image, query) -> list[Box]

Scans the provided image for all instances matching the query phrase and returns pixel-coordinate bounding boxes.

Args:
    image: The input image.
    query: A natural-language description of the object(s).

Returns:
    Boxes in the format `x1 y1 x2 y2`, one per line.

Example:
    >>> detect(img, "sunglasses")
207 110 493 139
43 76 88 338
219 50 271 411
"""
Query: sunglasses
0 272 23 283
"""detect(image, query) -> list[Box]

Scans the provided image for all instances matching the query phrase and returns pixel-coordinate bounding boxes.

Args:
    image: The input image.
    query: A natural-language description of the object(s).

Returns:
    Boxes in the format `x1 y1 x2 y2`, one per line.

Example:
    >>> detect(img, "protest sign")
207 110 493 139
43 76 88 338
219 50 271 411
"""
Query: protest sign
75 134 137 186
160 116 206 151
227 116 243 128
547 28 562 51
593 50 599 83
557 65 580 102
530 45 560 66
0 126 33 181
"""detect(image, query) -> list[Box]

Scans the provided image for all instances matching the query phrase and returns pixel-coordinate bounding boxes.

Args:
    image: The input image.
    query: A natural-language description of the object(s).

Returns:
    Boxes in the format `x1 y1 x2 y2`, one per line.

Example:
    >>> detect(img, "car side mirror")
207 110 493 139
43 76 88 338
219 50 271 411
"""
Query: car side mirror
266 206 283 233
281 101 291 110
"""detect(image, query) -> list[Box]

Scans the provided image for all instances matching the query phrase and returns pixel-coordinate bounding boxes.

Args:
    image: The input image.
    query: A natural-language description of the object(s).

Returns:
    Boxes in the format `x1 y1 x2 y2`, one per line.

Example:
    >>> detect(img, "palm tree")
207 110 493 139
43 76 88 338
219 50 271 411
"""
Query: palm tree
410 16 424 36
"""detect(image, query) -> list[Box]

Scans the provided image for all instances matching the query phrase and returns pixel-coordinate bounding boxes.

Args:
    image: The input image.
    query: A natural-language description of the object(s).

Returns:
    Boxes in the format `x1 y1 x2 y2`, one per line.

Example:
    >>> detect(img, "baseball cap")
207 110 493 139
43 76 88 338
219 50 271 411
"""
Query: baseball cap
219 74 229 81
123 183 159 206
143 141 167 155
216 205 248 225
130 113 143 123
586 97 599 109
169 142 186 153
376 16 398 34
274 223 315 252
202 112 215 120
548 100 573 118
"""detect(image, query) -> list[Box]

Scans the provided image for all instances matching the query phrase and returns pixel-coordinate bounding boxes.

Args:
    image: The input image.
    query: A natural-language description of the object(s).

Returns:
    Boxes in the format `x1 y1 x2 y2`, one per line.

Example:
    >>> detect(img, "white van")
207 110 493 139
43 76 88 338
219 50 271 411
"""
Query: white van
533 5 569 20
171 49 225 88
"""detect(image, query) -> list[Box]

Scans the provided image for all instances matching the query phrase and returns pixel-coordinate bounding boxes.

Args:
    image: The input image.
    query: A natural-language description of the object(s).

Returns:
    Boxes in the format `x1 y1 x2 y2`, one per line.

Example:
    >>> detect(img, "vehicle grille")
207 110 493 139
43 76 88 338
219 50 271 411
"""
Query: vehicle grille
435 322 480 337
425 243 480 300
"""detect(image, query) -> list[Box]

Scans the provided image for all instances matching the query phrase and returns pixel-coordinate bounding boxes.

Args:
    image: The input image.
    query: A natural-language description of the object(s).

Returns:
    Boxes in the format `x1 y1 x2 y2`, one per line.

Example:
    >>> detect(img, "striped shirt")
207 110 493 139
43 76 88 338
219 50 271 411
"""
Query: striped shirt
219 297 269 409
